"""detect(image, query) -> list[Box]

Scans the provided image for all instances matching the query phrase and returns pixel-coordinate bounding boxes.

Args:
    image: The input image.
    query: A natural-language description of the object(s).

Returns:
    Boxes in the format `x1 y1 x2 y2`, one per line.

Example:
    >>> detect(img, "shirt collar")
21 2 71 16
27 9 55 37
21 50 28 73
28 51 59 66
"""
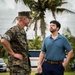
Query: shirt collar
50 33 62 39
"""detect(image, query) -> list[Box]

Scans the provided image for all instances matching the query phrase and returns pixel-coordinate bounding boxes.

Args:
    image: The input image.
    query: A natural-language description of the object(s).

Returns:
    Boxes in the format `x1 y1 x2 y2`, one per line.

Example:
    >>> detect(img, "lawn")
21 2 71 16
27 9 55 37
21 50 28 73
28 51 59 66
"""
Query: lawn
0 72 35 75
0 72 75 75
64 72 75 75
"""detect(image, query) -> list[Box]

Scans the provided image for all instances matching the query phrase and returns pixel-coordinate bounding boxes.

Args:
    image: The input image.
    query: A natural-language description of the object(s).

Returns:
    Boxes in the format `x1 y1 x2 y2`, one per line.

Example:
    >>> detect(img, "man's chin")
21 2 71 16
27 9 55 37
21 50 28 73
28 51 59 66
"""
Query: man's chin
50 31 55 33
50 30 53 32
24 24 28 27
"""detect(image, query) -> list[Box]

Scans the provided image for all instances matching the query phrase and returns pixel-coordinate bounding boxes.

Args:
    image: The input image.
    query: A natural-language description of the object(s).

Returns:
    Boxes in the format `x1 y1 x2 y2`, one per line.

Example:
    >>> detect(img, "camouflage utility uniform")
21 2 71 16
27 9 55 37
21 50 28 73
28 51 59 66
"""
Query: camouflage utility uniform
2 25 31 75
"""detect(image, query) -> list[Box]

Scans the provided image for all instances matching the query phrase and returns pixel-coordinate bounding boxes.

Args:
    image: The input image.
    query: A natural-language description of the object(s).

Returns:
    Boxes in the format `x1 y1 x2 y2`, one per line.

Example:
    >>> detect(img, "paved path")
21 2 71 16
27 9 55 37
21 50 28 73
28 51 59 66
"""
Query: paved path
31 68 37 72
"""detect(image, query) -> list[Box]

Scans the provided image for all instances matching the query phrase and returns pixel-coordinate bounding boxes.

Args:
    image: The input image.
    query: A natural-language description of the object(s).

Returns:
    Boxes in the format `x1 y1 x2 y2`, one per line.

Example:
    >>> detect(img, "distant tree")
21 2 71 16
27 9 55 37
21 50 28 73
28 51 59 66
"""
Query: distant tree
0 34 7 57
68 36 75 58
62 27 72 37
28 36 42 50
65 36 75 72
62 28 75 71
0 42 6 57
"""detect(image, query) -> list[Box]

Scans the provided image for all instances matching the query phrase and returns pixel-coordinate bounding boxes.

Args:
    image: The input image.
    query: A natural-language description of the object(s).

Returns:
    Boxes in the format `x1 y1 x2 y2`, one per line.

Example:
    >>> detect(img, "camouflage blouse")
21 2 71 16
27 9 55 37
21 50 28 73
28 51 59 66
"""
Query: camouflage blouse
2 25 31 73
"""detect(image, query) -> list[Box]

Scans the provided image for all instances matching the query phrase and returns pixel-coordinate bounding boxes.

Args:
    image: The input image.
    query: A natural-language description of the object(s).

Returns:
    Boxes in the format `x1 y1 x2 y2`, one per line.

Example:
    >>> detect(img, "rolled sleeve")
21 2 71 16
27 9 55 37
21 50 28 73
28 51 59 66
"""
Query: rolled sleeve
2 34 11 41
2 27 15 41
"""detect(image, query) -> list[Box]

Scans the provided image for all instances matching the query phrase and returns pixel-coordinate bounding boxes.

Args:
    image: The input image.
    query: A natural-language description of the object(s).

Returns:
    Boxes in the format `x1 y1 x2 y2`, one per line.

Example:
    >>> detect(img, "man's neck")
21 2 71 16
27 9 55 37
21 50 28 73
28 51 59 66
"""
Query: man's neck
51 32 59 39
18 22 25 28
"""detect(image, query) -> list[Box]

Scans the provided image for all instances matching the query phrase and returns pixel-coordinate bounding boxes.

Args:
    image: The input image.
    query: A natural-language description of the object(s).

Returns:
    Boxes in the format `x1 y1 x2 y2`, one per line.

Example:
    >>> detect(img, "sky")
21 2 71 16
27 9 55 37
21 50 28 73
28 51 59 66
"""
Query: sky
0 0 75 39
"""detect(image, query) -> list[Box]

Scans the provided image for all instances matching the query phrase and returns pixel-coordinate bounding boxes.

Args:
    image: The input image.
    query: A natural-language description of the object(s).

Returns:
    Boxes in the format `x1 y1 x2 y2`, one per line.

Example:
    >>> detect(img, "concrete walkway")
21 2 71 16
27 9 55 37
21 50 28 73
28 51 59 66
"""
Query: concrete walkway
31 68 37 72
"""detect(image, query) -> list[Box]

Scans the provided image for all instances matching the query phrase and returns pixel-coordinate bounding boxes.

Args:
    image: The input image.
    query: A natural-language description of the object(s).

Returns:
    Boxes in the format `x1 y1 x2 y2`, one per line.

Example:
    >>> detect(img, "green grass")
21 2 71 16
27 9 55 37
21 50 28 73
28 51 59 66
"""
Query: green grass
0 72 75 75
0 72 35 75
64 72 75 75
3 58 8 63
0 72 9 75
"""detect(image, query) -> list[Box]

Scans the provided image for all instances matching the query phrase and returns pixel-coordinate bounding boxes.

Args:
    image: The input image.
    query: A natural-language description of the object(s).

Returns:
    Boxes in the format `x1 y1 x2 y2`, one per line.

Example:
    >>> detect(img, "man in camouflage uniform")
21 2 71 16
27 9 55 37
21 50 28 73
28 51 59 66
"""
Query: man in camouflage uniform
1 11 32 75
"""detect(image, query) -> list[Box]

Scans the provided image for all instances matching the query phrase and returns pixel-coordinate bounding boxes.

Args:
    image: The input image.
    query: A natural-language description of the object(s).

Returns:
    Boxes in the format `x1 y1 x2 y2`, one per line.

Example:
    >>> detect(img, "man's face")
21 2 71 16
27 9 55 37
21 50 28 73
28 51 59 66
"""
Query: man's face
50 23 58 33
22 17 31 26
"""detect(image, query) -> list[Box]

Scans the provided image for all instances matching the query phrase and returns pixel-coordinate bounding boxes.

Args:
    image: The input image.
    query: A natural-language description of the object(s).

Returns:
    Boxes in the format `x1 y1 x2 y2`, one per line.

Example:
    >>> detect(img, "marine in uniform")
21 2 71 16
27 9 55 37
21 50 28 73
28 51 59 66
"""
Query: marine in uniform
1 11 32 75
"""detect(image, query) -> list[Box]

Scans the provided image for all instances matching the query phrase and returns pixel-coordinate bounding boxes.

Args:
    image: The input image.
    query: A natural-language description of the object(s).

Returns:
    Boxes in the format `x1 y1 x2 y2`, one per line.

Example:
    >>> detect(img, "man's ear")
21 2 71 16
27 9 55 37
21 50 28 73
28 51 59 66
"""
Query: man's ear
57 27 59 31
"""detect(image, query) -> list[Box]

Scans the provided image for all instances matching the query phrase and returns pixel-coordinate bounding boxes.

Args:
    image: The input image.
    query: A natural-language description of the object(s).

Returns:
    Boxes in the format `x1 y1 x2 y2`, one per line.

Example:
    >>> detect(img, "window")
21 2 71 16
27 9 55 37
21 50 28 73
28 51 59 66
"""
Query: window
29 50 41 57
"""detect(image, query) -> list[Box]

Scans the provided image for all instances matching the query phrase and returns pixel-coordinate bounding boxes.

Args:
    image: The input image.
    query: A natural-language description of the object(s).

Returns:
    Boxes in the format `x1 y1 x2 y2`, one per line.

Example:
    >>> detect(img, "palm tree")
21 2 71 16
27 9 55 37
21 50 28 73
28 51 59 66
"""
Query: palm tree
45 0 75 19
28 12 41 38
15 0 75 40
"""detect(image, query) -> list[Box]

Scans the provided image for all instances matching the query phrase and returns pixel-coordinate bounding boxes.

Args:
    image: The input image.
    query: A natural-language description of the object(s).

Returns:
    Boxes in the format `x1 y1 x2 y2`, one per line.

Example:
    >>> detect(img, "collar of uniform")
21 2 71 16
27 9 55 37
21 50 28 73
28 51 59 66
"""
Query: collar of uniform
17 24 24 30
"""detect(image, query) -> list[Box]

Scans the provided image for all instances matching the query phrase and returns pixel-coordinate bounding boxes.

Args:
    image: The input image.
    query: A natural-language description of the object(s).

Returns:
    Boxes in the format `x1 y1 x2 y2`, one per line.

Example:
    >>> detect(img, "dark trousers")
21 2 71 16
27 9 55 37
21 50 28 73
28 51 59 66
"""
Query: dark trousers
42 61 64 75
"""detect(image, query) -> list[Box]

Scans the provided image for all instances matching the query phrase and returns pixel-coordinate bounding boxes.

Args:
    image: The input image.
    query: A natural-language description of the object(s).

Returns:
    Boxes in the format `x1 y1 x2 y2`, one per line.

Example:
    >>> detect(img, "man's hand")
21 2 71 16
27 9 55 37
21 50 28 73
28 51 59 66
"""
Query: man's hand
37 65 42 73
62 50 73 69
62 61 68 69
13 53 23 60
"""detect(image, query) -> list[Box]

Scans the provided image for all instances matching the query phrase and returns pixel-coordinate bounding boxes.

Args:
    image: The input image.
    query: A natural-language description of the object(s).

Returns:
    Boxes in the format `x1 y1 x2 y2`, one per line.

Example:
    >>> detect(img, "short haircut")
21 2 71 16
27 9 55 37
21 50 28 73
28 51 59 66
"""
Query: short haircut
50 20 61 29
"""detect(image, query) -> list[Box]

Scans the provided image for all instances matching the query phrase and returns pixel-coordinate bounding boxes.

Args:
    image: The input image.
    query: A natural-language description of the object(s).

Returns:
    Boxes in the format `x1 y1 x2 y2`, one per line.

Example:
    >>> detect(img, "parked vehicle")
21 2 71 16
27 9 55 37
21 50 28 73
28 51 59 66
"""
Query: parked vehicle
0 58 7 72
29 50 41 67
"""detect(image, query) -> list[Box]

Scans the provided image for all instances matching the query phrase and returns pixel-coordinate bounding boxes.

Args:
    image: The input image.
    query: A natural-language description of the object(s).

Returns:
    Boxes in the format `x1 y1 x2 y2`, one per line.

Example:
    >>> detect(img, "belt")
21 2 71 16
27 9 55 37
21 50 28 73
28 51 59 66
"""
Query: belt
44 58 63 64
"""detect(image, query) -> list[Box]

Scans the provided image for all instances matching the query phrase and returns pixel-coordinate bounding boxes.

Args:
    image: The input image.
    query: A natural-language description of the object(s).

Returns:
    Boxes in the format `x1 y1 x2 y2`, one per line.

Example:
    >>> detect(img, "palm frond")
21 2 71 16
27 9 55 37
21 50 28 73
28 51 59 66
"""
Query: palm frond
55 2 67 7
42 0 48 9
51 10 56 19
15 0 19 3
56 8 75 14
47 0 67 8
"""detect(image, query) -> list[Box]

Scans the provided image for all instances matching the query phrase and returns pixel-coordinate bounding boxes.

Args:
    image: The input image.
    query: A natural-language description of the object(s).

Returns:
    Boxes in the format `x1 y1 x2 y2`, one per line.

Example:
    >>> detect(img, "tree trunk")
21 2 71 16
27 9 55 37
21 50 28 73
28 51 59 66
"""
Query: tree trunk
35 20 38 38
40 17 46 40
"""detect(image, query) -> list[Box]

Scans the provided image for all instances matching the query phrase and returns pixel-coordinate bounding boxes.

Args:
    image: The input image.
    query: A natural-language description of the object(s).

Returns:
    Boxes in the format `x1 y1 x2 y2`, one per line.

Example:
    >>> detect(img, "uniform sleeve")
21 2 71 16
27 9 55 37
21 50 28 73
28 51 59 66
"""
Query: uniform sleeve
63 37 72 52
2 27 15 41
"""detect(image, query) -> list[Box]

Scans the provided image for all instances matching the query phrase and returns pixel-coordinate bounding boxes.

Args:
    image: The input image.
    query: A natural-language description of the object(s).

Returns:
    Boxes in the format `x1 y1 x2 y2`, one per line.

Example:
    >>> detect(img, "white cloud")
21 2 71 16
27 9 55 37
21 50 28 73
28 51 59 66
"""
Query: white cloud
16 1 30 12
67 0 75 11
0 0 15 10
5 0 15 9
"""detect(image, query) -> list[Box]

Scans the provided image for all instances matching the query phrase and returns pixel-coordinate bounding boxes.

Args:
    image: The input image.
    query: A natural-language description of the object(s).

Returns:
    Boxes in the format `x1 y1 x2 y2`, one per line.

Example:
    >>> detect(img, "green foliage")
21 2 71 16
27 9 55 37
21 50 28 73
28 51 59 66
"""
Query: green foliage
62 28 75 71
0 42 7 57
63 35 75 71
67 36 75 61
28 36 42 50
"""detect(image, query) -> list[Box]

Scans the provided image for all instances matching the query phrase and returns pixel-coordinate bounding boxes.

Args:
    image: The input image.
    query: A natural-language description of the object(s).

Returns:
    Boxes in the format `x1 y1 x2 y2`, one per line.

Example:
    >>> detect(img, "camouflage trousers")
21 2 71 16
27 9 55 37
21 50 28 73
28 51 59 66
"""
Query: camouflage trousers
9 67 31 75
